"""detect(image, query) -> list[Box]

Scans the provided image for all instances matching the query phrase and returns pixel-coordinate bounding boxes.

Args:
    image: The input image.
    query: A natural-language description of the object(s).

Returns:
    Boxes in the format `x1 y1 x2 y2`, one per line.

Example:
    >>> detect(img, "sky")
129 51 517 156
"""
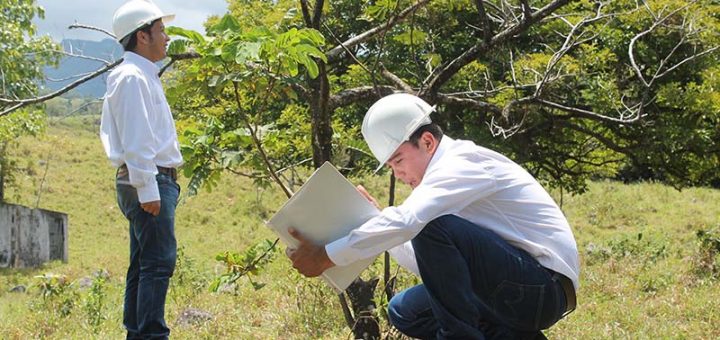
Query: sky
34 0 228 42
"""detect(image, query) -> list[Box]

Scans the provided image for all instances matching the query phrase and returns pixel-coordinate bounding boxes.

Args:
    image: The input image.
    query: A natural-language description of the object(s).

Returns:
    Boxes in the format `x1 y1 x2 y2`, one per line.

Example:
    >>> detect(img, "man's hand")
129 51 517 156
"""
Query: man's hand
141 200 161 216
286 228 335 277
356 185 380 209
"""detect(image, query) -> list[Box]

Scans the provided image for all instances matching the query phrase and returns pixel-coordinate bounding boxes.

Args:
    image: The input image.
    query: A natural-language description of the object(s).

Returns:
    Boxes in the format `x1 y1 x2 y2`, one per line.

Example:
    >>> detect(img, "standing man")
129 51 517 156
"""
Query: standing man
100 1 181 338
287 93 579 339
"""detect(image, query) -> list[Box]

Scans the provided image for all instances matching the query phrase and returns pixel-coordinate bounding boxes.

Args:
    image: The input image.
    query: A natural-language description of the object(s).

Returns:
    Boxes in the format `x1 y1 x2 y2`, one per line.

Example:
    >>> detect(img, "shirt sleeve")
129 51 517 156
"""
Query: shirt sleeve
387 241 419 276
107 74 159 203
325 156 498 266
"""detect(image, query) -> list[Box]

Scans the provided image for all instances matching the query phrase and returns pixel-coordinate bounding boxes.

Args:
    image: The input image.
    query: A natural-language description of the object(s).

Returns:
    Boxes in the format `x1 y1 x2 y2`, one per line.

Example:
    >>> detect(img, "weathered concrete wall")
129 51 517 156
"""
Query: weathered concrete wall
0 203 68 268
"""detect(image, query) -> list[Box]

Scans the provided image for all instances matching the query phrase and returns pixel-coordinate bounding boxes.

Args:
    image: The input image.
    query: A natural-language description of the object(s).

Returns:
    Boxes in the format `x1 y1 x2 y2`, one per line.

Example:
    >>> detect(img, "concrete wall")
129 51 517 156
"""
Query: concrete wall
0 203 68 268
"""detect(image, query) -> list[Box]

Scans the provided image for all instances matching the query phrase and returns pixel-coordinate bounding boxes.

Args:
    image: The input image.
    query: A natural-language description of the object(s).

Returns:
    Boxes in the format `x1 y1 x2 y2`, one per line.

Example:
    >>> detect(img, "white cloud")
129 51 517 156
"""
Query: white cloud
34 0 227 42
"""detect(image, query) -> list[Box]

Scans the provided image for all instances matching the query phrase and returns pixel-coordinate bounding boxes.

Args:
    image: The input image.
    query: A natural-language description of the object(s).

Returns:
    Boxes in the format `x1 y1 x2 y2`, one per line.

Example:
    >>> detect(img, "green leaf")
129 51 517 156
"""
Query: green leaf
394 29 427 45
235 42 262 64
208 278 220 292
167 39 189 56
166 26 205 44
210 13 241 35
208 75 224 87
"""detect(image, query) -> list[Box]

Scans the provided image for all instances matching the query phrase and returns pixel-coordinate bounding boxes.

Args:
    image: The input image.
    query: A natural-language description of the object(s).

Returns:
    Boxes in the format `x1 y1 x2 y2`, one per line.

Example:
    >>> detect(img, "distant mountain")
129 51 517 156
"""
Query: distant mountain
43 39 123 98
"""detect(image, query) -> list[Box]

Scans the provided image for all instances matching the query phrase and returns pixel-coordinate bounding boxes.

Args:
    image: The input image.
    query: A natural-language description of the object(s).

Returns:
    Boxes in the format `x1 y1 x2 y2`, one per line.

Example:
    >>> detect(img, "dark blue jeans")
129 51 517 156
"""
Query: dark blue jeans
116 173 179 340
388 215 567 340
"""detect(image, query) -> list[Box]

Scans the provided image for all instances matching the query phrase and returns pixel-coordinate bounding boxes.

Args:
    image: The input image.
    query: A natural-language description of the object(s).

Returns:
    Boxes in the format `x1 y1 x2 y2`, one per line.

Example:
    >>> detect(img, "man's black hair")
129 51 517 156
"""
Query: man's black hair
121 19 160 52
408 123 443 147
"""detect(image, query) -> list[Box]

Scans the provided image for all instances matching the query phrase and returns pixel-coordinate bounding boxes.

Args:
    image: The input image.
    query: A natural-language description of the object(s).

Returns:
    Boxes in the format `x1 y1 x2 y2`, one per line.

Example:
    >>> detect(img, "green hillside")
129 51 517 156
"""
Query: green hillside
0 116 718 339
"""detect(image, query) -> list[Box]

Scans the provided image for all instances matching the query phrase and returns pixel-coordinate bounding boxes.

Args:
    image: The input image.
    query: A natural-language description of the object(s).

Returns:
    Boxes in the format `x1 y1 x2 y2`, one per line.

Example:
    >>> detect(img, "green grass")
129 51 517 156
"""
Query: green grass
1 115 719 339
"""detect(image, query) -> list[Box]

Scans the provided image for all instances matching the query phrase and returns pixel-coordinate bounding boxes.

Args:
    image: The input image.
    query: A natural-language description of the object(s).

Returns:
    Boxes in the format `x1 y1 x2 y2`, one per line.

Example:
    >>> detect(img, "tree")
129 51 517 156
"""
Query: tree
0 0 59 202
163 0 718 337
1 0 717 337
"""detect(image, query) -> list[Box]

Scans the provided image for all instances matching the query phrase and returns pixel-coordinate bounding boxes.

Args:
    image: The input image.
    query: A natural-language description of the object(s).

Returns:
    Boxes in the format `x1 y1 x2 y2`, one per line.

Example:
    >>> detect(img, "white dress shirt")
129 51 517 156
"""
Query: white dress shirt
326 136 580 290
100 52 183 203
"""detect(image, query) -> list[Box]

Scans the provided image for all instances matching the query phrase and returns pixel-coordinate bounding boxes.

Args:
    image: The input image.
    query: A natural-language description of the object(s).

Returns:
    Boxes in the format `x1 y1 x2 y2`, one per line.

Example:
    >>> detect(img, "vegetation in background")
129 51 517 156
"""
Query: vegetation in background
0 116 718 339
1 0 719 338
0 0 60 201
163 0 720 198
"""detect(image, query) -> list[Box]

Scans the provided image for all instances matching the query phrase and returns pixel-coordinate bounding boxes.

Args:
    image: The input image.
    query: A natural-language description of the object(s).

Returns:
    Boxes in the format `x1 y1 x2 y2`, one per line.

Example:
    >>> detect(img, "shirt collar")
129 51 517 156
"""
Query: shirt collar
122 51 160 78
425 135 454 172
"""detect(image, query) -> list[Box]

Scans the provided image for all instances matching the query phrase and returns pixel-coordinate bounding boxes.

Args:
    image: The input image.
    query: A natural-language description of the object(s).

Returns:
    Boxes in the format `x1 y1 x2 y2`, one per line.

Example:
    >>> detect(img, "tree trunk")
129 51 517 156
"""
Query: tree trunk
346 277 381 339
309 63 333 168
307 62 382 339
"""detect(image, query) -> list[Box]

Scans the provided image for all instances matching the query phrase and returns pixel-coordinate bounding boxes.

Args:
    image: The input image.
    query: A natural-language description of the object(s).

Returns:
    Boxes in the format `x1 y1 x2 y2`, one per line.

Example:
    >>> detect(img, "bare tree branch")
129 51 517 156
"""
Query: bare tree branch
628 3 692 87
380 66 413 93
0 59 122 117
554 120 630 154
36 49 113 65
1 51 200 117
436 93 502 115
230 80 293 198
655 45 719 79
68 23 116 39
423 0 570 95
534 98 642 124
326 0 431 63
328 86 395 110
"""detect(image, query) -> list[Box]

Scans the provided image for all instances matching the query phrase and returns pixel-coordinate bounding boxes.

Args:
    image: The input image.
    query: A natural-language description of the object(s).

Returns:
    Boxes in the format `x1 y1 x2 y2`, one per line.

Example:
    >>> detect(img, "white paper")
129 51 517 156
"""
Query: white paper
266 162 380 292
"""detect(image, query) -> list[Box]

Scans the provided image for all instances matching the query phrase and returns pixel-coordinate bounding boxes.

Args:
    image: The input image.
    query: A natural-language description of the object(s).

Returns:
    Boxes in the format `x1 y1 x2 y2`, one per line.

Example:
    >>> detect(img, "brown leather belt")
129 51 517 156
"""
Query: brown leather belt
551 271 576 316
118 164 177 181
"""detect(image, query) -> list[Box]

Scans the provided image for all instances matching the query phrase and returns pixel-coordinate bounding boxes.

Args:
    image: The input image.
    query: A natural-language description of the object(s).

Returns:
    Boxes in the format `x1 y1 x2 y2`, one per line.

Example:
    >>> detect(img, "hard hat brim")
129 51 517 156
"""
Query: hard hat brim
160 14 175 23
117 13 175 43
372 105 435 173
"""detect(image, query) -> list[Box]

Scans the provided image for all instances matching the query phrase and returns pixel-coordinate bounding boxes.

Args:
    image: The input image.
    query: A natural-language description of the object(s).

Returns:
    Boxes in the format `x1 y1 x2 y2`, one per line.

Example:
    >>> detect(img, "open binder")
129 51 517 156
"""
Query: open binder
266 162 380 292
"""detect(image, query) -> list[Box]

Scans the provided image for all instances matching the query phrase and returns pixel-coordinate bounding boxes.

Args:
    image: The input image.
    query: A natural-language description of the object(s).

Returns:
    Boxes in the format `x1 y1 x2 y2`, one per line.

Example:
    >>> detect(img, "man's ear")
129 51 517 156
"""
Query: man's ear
421 132 438 153
136 30 149 46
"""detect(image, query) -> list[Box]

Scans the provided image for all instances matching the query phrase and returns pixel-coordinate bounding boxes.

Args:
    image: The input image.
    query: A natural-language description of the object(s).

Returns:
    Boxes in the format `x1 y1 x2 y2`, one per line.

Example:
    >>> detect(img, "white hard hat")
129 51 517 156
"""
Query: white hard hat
361 93 435 172
112 0 174 43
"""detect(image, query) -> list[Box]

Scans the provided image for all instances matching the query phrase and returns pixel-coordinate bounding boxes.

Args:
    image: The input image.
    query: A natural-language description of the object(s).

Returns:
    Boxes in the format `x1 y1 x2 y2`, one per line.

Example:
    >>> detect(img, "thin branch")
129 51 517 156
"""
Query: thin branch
654 45 719 79
628 3 691 88
534 98 642 124
328 86 396 110
46 72 96 83
40 49 112 65
380 66 413 93
159 59 176 77
554 120 630 154
230 80 293 198
1 52 200 118
436 93 502 115
321 22 374 77
326 0 431 63
424 0 570 95
68 23 116 39
0 59 122 117
53 98 103 121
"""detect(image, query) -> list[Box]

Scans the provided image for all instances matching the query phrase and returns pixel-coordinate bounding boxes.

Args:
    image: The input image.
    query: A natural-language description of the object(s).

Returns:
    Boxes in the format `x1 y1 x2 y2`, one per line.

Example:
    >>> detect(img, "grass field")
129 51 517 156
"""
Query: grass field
0 115 718 339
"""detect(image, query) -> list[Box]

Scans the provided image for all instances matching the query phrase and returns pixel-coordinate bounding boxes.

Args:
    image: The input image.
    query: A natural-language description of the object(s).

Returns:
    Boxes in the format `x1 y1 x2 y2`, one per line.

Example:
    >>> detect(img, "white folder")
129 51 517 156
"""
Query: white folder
266 162 380 292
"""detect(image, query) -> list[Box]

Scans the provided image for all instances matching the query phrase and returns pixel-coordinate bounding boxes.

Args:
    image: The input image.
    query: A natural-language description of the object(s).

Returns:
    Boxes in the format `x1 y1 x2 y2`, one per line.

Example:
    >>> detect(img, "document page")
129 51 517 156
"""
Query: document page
266 162 380 292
